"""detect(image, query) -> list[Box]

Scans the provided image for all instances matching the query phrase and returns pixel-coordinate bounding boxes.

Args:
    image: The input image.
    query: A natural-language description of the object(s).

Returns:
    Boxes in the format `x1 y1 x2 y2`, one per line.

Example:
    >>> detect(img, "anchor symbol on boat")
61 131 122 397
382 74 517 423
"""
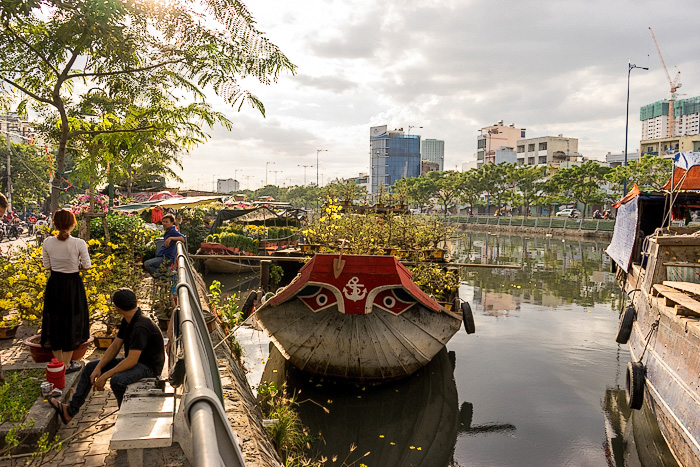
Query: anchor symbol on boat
343 276 367 302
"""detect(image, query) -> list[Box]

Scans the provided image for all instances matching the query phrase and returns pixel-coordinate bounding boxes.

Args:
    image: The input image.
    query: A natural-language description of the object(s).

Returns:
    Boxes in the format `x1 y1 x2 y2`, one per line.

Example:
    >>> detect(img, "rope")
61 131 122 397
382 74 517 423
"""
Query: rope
638 313 661 362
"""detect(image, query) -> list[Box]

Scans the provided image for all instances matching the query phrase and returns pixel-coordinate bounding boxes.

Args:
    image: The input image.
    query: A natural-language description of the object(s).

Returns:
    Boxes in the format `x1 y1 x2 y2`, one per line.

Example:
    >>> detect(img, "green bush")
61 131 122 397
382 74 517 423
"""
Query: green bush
88 214 159 255
219 232 258 253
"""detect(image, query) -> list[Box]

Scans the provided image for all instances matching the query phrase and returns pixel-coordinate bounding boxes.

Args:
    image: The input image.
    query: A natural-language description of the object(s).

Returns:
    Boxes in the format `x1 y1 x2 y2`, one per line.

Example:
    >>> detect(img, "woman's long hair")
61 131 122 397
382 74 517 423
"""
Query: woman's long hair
53 209 76 241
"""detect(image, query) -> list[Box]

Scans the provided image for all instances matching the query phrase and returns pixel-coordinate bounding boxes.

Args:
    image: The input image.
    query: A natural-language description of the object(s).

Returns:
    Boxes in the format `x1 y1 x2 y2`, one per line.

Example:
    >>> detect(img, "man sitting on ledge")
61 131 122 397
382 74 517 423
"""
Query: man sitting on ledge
144 213 186 277
48 288 165 424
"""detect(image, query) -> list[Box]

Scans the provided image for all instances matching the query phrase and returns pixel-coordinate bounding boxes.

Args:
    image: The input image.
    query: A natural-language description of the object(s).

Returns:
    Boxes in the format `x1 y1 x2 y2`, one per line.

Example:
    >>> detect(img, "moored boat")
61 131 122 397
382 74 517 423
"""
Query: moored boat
254 253 465 381
606 152 700 466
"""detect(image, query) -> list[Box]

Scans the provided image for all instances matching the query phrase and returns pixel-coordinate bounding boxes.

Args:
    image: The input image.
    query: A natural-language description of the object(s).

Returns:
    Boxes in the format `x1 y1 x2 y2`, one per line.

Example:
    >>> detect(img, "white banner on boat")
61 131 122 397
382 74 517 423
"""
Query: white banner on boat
606 196 639 272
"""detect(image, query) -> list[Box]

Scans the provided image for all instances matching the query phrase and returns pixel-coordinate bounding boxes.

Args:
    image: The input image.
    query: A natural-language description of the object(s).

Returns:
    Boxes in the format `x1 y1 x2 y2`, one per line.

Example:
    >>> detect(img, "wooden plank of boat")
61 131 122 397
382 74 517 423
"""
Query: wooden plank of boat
662 281 700 296
652 284 700 317
204 257 259 274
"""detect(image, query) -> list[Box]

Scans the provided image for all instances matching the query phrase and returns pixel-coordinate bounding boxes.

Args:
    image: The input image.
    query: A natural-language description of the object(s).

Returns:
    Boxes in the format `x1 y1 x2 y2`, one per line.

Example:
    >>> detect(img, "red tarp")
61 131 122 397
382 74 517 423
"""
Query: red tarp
661 166 700 191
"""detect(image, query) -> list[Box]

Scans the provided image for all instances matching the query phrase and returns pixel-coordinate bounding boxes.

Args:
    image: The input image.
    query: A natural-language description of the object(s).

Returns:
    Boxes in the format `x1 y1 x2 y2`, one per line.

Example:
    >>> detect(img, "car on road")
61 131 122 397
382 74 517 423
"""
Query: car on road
555 208 581 218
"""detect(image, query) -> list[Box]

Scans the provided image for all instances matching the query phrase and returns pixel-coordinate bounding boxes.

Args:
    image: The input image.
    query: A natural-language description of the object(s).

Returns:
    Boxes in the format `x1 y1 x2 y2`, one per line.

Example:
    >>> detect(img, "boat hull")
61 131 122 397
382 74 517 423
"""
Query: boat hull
254 254 463 381
204 257 259 274
256 298 462 381
626 277 700 466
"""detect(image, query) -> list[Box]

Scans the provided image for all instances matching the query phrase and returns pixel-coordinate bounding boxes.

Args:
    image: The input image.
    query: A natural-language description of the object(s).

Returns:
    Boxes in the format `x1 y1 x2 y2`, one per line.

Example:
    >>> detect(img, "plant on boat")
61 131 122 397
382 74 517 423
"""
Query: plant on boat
269 264 284 289
408 263 460 302
218 232 258 253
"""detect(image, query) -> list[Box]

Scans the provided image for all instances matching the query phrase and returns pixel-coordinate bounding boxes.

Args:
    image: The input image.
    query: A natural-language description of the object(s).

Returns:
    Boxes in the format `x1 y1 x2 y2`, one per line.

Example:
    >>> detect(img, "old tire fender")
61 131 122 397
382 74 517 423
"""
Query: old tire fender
461 301 476 334
626 361 645 410
615 305 635 344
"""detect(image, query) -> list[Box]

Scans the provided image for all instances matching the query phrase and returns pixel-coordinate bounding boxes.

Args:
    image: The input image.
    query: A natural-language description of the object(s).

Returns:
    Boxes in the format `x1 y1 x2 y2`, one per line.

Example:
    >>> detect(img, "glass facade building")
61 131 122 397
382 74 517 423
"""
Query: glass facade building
369 125 421 193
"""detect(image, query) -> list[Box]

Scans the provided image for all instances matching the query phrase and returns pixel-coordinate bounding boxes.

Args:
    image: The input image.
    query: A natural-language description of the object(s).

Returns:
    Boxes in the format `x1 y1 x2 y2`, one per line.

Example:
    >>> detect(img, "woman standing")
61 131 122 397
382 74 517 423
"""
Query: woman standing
41 209 91 373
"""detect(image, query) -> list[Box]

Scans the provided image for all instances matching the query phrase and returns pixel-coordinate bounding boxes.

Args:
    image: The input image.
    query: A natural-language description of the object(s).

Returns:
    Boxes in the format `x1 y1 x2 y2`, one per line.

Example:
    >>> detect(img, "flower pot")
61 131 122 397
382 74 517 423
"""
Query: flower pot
157 315 170 333
203 311 218 333
0 324 20 340
23 334 94 362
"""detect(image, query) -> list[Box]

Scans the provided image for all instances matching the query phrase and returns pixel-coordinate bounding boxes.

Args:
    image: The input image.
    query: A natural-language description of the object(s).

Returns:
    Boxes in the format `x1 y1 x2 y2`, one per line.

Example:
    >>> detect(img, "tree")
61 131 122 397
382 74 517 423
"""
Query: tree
604 154 672 195
0 0 295 212
0 137 52 210
511 165 546 216
550 161 610 218
424 171 462 218
477 163 511 214
393 176 433 211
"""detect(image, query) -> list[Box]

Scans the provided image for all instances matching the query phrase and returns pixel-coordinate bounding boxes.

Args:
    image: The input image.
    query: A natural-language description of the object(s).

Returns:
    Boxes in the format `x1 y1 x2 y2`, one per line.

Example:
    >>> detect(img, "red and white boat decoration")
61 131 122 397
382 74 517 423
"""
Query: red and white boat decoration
255 254 464 381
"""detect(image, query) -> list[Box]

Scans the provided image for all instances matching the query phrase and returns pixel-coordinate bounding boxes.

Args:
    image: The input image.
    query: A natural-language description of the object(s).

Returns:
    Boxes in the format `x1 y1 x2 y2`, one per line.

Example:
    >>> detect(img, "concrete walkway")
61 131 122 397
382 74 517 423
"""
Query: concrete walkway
0 328 188 466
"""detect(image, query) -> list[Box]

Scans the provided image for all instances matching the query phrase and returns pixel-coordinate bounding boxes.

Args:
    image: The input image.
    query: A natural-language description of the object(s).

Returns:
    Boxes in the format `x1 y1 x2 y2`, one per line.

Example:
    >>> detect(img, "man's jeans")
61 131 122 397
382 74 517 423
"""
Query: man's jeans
66 358 155 416
144 256 170 277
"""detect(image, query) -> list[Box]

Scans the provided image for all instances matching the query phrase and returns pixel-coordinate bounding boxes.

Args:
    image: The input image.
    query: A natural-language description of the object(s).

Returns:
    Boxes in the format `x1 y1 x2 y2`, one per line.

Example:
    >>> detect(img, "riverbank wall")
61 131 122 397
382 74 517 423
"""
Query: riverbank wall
453 221 613 241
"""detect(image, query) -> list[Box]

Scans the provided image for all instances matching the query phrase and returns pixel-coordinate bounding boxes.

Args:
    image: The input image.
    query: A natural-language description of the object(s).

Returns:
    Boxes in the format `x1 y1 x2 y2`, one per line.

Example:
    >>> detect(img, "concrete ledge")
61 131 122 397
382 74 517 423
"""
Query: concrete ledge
0 367 82 454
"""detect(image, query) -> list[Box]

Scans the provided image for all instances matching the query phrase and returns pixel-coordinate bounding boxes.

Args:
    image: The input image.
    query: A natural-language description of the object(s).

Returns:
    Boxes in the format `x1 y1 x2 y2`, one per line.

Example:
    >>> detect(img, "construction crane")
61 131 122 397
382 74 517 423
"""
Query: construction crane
649 26 682 138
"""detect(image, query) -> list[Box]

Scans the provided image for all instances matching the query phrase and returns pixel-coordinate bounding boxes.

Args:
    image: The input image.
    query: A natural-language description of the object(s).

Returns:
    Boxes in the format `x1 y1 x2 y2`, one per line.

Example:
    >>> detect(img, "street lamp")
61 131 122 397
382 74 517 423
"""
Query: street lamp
265 161 275 186
316 149 327 187
298 164 312 185
623 60 648 195
272 170 280 185
407 125 422 135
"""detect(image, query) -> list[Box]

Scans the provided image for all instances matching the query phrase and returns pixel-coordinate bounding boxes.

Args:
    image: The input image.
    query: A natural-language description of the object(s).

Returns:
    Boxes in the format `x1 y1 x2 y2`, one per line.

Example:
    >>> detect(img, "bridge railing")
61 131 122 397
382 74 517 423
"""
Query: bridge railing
174 242 246 467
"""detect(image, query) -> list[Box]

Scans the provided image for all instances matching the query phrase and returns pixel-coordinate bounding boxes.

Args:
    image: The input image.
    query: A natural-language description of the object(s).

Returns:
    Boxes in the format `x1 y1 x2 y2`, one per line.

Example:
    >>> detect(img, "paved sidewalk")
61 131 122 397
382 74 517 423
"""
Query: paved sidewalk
0 328 188 466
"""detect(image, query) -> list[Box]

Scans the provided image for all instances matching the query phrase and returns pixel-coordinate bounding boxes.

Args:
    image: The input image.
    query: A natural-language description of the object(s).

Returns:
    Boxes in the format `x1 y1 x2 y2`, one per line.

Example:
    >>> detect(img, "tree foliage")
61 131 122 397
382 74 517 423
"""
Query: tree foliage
604 154 672 194
0 0 296 211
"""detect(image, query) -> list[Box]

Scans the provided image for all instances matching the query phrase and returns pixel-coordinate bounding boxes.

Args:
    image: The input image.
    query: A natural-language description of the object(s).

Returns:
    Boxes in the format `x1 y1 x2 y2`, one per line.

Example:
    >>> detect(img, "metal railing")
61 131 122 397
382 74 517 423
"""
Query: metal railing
450 215 616 232
175 242 246 467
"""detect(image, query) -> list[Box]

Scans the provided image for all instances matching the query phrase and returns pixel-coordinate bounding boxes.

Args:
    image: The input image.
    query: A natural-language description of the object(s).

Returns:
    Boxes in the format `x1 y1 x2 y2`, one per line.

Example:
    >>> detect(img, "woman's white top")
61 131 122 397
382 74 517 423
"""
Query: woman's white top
42 236 91 273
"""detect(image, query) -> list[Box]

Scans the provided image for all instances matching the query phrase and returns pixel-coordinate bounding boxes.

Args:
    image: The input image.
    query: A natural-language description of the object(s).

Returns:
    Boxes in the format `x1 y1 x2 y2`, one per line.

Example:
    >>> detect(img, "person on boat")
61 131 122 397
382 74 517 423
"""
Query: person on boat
48 288 165 424
41 209 91 374
143 213 186 277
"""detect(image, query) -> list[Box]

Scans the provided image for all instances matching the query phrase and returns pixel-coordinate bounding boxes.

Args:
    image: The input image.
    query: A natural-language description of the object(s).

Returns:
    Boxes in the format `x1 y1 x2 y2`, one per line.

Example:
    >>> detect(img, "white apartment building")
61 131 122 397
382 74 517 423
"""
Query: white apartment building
421 139 445 171
216 178 240 193
516 135 579 166
477 121 526 167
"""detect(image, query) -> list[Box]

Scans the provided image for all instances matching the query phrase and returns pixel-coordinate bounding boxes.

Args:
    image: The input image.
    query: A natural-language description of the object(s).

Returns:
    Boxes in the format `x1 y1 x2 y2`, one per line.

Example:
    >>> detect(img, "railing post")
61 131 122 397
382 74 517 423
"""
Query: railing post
596 219 600 231
549 217 552 228
534 217 538 228
564 218 568 229
260 259 271 292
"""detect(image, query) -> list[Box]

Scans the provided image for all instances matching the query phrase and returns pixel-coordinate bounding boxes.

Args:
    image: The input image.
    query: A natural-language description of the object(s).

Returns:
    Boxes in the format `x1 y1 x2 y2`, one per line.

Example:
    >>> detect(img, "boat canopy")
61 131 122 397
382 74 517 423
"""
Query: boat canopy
208 205 306 233
662 152 700 191
113 196 221 213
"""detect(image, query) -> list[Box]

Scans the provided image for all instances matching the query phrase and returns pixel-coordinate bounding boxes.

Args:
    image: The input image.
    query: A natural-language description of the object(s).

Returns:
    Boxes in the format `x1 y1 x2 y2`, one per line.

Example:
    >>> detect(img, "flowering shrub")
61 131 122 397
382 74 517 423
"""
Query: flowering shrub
0 241 146 333
88 214 160 257
72 193 110 215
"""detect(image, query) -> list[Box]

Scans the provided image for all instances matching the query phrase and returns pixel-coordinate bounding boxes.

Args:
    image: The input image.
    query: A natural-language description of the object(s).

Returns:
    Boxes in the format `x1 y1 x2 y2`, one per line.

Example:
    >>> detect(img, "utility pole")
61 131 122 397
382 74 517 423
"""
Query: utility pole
298 164 312 185
265 161 275 186
272 170 280 185
316 149 327 188
245 175 253 190
3 116 12 209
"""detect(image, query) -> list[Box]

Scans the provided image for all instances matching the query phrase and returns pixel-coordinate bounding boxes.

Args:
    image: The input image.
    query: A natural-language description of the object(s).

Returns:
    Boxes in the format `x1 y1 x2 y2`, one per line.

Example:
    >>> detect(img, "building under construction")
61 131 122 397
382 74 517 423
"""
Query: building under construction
640 96 700 156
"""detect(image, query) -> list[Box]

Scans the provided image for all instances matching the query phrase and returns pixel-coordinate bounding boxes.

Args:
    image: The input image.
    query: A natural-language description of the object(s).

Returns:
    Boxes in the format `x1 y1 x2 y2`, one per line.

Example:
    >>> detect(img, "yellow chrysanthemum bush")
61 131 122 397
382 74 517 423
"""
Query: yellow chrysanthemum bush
0 238 148 334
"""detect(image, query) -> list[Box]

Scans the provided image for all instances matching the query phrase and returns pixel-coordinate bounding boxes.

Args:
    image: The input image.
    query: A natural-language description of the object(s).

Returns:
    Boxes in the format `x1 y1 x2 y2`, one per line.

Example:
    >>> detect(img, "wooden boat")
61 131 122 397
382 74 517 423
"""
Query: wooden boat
254 253 464 381
203 257 259 274
607 154 700 466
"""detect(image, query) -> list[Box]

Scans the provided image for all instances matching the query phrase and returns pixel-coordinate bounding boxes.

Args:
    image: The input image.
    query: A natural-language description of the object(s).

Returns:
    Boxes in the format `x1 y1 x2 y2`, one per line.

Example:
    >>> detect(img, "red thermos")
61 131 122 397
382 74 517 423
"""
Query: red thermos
46 358 66 389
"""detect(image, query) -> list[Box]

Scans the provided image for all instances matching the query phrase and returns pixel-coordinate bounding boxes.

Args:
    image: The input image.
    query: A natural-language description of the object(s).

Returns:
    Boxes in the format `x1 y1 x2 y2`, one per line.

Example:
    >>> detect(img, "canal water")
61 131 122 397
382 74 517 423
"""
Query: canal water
205 233 678 466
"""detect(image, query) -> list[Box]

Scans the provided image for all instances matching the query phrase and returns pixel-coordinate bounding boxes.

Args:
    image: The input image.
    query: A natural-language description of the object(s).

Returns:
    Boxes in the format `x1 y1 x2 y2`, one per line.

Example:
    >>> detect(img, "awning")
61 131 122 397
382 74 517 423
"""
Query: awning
114 196 221 213
662 152 700 191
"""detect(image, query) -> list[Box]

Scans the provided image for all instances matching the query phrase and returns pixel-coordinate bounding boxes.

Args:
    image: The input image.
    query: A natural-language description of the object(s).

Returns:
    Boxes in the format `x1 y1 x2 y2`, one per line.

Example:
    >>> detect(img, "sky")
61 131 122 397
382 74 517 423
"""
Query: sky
176 0 700 191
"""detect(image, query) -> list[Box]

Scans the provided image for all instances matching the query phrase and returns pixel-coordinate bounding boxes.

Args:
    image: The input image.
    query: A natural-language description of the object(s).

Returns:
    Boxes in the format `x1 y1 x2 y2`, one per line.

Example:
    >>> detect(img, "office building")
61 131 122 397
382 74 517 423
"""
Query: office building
421 139 445 171
606 151 640 168
477 121 526 167
369 125 421 193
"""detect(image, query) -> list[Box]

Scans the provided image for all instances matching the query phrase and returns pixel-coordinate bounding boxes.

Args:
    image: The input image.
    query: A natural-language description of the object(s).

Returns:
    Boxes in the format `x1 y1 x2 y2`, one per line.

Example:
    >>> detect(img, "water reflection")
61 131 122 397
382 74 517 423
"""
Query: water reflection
603 387 678 466
454 232 621 310
261 346 463 467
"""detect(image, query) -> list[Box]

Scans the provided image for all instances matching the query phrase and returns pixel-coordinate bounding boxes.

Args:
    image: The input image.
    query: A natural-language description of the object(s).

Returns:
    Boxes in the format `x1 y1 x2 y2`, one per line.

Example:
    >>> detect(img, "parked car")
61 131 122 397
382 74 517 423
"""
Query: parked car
555 208 581 218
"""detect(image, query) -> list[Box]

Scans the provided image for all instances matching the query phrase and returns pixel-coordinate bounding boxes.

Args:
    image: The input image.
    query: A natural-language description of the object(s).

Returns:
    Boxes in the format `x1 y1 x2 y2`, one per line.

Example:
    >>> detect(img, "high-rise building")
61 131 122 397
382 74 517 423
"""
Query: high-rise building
639 96 700 156
369 125 421 193
421 139 445 171
477 121 526 167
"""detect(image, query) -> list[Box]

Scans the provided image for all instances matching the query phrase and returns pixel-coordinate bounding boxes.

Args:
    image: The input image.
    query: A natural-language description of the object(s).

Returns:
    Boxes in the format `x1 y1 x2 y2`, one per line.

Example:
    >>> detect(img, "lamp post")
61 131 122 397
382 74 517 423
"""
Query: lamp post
298 164 312 185
272 170 280 185
265 161 275 186
623 60 648 196
316 149 327 187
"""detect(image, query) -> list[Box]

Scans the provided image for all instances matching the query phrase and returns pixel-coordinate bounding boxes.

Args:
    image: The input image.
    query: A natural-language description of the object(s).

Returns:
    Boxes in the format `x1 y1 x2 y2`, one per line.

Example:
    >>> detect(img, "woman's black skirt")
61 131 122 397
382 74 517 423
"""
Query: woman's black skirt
41 271 90 351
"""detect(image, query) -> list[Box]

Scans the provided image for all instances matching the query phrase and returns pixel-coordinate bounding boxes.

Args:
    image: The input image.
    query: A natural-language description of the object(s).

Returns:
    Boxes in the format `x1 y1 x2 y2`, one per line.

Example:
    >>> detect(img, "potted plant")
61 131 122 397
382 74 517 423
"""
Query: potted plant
0 315 21 340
